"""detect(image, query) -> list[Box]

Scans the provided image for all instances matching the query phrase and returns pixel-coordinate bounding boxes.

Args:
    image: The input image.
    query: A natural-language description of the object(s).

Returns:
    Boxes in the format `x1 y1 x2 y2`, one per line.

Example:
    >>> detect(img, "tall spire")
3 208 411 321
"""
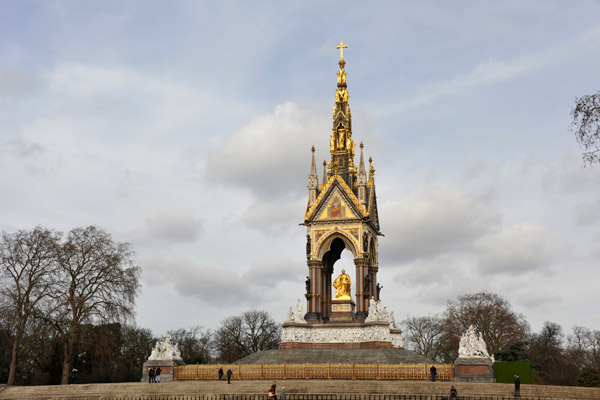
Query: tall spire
357 142 367 186
308 146 318 207
357 142 367 205
308 146 318 190
329 40 355 188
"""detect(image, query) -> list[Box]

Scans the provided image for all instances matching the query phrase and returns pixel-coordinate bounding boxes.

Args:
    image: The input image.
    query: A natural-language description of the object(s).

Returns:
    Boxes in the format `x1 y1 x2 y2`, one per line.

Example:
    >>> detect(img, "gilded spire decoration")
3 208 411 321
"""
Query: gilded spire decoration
368 156 375 183
329 40 355 187
322 160 328 185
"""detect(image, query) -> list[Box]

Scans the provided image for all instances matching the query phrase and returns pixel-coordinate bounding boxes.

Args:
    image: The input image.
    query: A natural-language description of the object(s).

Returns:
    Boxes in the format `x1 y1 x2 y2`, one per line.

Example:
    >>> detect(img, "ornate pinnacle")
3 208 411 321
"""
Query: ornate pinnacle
358 142 367 186
308 146 318 189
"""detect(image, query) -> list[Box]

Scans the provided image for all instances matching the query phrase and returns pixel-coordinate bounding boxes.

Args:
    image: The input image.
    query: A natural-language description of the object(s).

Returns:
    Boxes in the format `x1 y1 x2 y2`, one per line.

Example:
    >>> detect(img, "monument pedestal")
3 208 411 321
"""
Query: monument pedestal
280 299 403 350
454 357 494 383
141 359 183 382
330 298 355 322
141 332 185 382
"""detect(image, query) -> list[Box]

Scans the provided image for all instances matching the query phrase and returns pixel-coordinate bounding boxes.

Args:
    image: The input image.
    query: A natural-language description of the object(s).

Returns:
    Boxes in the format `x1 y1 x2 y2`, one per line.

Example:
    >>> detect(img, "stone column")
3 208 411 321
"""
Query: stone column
323 269 332 320
370 265 379 301
354 257 369 321
305 259 322 322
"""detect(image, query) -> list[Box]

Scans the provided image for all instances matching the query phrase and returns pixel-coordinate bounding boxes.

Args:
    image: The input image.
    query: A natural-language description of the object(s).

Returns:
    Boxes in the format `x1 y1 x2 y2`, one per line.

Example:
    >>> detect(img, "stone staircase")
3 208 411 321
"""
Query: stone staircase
1 380 600 400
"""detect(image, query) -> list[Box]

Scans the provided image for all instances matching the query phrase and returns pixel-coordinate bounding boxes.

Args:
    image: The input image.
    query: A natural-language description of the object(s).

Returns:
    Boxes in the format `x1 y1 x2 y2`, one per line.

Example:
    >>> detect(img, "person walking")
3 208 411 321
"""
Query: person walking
148 367 155 383
514 374 521 397
280 386 286 400
270 382 278 400
218 367 224 381
155 367 161 383
430 365 437 382
226 368 233 384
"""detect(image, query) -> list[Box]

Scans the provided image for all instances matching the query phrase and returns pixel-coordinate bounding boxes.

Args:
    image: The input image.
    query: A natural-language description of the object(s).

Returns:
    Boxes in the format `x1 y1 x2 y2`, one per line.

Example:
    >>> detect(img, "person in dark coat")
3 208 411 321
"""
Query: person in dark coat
218 367 224 381
450 386 458 399
155 367 161 383
269 382 277 400
68 368 78 384
148 367 155 383
226 368 233 384
430 365 437 382
514 374 521 397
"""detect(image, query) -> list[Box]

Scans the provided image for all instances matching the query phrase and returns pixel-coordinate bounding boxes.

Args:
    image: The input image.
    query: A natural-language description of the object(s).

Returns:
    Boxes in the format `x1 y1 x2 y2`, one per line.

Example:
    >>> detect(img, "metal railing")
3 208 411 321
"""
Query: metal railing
174 363 454 381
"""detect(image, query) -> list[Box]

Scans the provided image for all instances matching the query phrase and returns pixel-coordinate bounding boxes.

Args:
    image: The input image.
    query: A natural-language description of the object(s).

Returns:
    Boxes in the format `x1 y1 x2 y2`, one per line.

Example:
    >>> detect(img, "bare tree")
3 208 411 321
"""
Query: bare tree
214 310 280 362
571 91 600 165
120 325 154 381
443 292 530 360
51 226 140 384
401 315 445 362
169 326 213 364
528 321 579 386
0 227 61 385
568 326 600 371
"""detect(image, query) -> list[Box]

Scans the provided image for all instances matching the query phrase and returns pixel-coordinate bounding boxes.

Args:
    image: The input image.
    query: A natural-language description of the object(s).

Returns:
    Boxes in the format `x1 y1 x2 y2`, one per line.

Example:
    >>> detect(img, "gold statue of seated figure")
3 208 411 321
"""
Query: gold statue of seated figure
333 269 351 299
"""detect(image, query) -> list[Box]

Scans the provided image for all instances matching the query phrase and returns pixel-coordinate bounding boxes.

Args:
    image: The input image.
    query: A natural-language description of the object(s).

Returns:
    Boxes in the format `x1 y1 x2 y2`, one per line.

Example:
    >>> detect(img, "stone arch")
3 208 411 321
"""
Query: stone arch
316 230 358 261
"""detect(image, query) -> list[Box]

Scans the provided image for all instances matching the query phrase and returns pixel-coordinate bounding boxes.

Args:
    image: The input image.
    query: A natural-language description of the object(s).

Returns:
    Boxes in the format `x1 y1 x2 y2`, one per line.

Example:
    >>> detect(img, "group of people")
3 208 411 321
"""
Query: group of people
268 381 285 400
147 367 161 383
427 367 521 398
218 367 233 384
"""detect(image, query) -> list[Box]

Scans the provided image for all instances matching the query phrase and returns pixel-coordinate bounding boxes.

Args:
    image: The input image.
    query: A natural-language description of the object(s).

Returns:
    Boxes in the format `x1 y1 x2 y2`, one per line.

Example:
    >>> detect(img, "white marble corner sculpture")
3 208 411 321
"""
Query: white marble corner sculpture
364 299 394 326
458 325 493 361
148 332 184 361
284 299 307 324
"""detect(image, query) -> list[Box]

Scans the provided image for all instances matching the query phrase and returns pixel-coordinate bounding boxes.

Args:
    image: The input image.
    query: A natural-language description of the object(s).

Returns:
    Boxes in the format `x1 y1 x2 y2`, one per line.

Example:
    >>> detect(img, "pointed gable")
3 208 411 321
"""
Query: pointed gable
305 175 368 222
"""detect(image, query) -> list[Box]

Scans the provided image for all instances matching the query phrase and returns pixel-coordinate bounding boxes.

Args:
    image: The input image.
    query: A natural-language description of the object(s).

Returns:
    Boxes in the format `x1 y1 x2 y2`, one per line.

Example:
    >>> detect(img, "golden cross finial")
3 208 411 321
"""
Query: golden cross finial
336 40 348 60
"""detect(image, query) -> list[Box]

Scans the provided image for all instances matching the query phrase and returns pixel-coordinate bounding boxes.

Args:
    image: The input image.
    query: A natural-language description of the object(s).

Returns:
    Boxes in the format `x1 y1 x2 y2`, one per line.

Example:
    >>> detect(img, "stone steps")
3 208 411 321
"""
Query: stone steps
1 380 600 400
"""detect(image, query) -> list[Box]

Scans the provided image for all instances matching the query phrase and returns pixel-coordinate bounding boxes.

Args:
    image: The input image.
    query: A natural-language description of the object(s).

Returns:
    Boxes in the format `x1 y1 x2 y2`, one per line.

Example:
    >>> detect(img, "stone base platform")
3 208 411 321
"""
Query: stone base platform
454 357 494 383
280 321 403 350
237 348 432 364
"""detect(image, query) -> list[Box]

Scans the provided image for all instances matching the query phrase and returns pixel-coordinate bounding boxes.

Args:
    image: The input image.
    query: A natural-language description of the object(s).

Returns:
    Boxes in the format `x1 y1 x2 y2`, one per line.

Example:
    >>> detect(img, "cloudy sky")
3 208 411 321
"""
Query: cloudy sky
2 1 600 339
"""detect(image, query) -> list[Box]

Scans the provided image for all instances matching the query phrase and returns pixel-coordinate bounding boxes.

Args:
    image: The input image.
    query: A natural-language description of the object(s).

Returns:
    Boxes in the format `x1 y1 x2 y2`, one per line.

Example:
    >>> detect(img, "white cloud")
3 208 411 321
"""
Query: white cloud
474 223 559 274
383 24 600 113
205 101 330 198
380 184 501 263
0 69 39 96
144 212 203 244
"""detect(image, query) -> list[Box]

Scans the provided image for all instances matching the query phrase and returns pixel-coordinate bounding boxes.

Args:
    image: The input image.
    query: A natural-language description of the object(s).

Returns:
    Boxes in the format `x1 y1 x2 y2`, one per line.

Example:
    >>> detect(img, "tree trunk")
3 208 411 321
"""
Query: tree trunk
7 334 20 385
7 318 26 385
61 333 74 384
